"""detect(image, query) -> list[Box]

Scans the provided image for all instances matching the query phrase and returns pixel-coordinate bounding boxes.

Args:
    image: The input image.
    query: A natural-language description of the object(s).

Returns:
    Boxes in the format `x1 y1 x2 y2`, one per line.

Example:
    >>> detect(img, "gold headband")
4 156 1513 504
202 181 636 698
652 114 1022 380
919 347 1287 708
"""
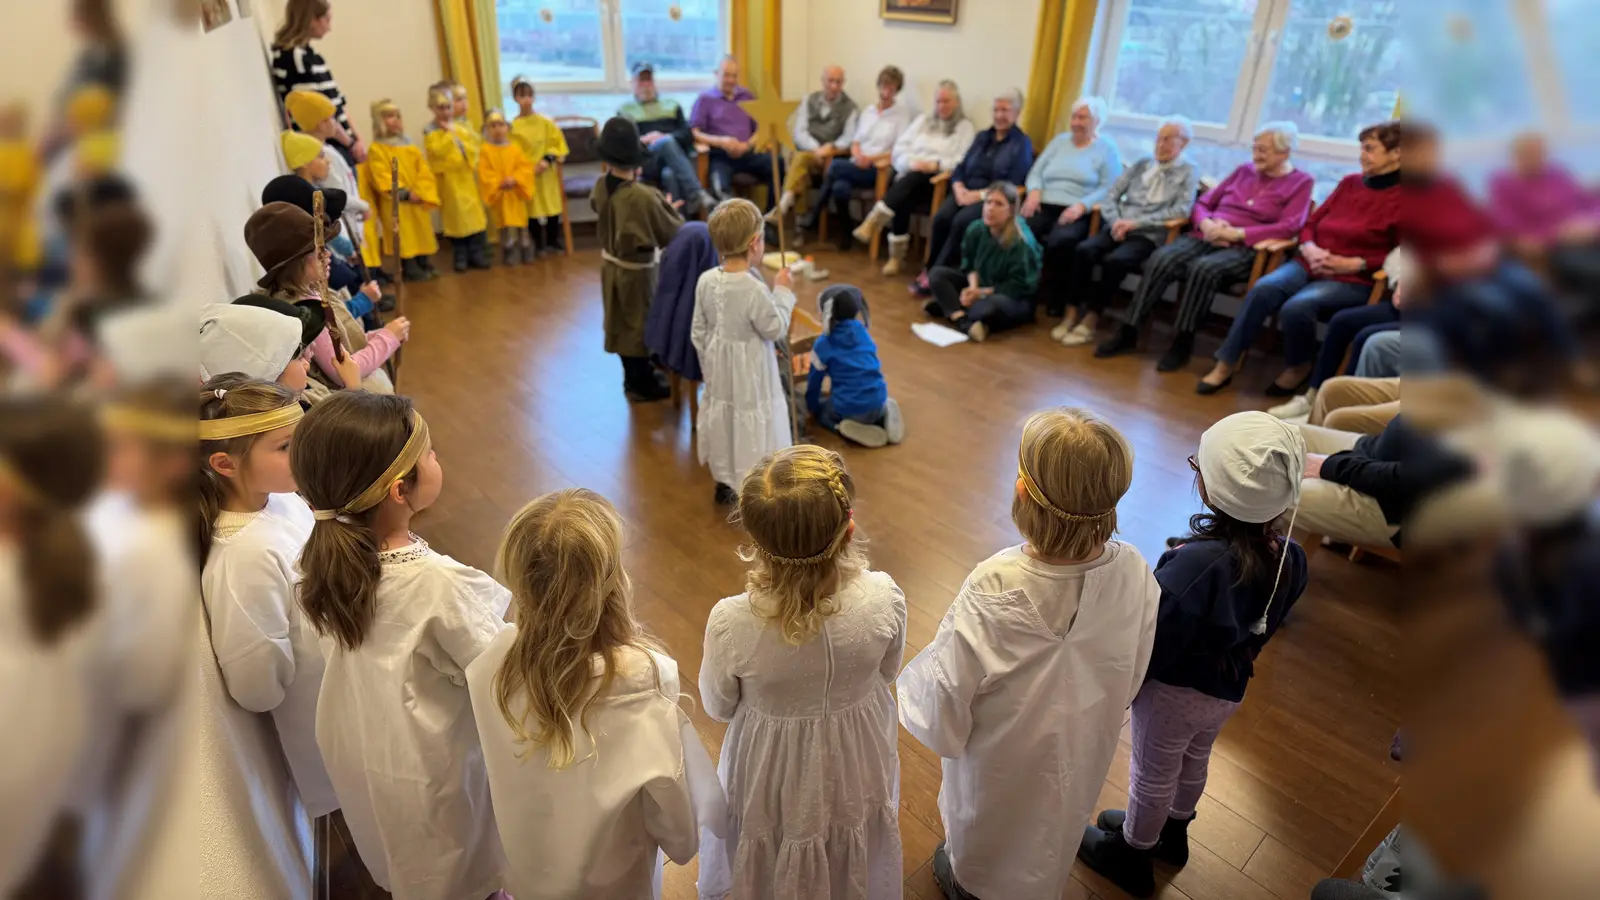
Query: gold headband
0 457 44 507
199 403 304 442
313 411 430 520
1017 456 1115 522
103 405 198 442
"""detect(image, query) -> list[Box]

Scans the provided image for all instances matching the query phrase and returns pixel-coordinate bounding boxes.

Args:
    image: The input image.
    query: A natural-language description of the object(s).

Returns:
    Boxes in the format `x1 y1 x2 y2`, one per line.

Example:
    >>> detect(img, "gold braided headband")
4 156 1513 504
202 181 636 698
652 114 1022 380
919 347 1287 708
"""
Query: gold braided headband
312 411 430 520
748 456 855 565
1017 456 1115 522
199 403 304 442
103 405 198 442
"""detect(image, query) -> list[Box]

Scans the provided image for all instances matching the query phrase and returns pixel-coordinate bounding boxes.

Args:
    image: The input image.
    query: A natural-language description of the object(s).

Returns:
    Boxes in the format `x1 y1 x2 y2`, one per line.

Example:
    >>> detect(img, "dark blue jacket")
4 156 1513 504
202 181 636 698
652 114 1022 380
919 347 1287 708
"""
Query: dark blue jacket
807 319 887 419
646 222 719 381
1145 537 1309 703
951 127 1035 192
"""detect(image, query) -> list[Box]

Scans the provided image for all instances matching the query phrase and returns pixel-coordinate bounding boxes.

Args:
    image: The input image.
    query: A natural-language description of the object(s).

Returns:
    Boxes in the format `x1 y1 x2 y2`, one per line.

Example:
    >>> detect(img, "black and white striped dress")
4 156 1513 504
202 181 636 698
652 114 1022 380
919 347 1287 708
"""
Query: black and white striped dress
270 42 357 140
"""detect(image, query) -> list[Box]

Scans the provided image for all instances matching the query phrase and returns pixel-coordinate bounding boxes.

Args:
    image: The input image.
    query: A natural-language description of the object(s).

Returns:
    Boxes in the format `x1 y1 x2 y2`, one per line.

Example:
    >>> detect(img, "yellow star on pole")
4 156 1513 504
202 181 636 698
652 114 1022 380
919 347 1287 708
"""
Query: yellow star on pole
739 76 802 264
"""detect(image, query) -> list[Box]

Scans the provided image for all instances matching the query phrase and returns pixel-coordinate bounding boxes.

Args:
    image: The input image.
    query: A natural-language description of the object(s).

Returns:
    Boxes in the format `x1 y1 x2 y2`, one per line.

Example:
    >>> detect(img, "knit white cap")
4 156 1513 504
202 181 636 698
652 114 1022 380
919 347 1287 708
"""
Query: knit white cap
1495 406 1600 527
197 303 302 382
1197 411 1307 524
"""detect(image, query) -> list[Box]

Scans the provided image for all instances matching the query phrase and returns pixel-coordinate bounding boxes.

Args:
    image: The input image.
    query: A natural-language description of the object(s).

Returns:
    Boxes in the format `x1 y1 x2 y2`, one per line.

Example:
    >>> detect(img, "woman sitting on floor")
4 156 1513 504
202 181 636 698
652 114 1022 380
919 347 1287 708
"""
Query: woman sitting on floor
853 80 976 276
921 182 1041 343
1019 96 1123 320
1197 120 1402 396
911 89 1034 293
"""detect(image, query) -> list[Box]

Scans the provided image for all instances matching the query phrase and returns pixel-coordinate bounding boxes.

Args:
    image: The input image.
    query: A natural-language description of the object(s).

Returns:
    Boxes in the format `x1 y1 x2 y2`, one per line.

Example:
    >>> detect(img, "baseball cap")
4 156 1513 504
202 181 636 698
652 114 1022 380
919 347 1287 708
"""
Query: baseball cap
632 60 655 77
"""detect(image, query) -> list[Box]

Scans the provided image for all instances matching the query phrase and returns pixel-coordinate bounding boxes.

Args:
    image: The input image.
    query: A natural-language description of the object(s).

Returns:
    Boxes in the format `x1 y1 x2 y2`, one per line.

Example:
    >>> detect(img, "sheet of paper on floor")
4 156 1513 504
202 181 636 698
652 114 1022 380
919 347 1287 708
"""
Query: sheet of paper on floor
911 322 969 347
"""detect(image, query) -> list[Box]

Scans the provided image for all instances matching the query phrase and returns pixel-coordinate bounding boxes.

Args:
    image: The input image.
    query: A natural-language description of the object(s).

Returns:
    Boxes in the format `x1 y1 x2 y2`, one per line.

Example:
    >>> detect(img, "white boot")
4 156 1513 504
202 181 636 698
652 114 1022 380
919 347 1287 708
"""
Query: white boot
1268 388 1316 420
882 234 910 276
766 191 796 223
853 201 893 245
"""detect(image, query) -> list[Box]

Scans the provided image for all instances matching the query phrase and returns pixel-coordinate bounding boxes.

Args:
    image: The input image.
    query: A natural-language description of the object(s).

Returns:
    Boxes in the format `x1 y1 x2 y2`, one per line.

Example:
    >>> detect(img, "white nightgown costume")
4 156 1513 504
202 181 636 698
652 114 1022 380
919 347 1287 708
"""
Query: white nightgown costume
200 492 339 818
698 570 907 900
467 641 727 900
316 536 510 900
897 542 1159 900
691 267 796 489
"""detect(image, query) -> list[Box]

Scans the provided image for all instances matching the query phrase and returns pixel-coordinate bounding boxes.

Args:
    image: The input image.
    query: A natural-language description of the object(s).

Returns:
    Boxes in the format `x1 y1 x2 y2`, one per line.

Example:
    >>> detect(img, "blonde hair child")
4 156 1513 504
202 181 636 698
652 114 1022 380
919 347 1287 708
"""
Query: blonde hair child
367 99 442 281
197 374 341 825
425 87 491 272
288 391 509 899
465 489 724 899
477 109 536 265
697 445 906 898
897 407 1160 900
691 199 797 504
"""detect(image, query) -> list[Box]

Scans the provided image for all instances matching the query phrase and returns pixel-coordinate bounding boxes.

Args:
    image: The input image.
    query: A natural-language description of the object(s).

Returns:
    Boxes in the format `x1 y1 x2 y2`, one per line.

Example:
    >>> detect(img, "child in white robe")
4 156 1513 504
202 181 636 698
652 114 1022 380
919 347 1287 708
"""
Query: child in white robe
0 397 105 894
198 375 339 824
467 488 725 900
290 391 510 900
691 198 796 505
897 407 1160 900
699 445 907 899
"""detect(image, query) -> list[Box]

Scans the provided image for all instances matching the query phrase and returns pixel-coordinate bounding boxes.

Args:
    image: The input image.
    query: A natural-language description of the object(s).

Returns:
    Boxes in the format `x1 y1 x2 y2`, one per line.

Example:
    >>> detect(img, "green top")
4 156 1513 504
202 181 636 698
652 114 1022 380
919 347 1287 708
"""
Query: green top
960 219 1042 299
617 98 684 124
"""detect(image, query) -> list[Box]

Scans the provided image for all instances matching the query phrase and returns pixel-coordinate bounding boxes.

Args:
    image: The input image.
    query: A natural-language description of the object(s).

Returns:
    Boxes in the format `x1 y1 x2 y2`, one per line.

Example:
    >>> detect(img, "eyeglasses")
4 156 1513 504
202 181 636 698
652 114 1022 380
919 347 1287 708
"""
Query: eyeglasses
1187 454 1199 473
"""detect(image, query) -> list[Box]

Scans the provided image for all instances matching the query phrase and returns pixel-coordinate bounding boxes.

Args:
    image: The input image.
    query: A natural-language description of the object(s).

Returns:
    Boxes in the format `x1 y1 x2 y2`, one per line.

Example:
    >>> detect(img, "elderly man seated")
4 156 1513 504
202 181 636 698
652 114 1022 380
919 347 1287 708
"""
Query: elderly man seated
1490 131 1600 301
1059 116 1198 346
619 61 715 216
691 55 783 209
769 65 858 223
1093 121 1313 369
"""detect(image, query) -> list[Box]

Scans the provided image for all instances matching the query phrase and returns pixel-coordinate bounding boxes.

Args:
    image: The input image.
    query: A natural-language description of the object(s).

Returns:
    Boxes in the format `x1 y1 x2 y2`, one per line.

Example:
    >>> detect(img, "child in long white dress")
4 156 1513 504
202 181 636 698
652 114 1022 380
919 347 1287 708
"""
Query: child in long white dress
691 198 796 505
698 445 906 899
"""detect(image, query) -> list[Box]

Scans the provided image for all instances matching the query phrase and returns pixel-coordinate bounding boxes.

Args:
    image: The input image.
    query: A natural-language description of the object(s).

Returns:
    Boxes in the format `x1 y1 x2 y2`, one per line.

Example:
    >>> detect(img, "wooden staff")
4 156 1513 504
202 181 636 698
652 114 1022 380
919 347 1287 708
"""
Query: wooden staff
389 157 405 388
311 190 347 363
767 128 788 266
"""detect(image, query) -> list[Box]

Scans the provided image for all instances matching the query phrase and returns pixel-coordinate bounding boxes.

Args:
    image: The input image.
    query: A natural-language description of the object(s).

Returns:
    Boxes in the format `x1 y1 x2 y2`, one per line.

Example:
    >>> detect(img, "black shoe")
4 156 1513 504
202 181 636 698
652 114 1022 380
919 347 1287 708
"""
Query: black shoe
922 299 942 318
376 294 397 313
625 379 671 403
372 267 394 285
1094 809 1192 867
452 241 470 272
401 258 429 282
797 210 820 232
834 226 854 252
468 234 493 269
1094 323 1139 358
1265 374 1310 397
1077 825 1155 898
714 483 737 505
1156 332 1196 372
420 258 440 280
932 843 980 900
1195 374 1233 395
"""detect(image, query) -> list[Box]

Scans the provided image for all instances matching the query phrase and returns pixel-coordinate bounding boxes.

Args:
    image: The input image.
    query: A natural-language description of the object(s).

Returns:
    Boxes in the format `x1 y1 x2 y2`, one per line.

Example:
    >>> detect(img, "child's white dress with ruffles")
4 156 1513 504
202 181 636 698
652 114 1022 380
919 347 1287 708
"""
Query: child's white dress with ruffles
690 267 796 489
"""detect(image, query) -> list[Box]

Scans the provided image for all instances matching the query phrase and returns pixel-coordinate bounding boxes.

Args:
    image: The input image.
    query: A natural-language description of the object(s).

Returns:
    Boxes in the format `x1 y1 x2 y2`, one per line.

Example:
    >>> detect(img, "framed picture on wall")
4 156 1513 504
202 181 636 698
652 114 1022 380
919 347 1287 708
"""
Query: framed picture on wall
880 0 958 25
200 0 234 32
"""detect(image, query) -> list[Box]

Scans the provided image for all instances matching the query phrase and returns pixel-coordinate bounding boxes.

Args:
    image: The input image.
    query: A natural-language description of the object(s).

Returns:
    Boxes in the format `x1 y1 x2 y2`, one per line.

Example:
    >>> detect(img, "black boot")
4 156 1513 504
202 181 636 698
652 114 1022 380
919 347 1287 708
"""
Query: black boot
418 257 440 280
1156 331 1196 372
543 217 565 255
931 842 981 900
1094 809 1193 867
1094 322 1139 358
402 257 429 282
714 483 737 505
1077 824 1155 898
621 356 669 402
530 218 547 254
452 238 470 272
468 232 493 269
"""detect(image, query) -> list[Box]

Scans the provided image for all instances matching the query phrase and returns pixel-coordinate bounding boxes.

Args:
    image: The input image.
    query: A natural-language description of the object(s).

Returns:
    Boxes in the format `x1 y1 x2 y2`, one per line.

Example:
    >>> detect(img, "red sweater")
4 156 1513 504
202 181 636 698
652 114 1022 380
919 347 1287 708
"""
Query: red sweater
1400 176 1494 269
1298 172 1401 285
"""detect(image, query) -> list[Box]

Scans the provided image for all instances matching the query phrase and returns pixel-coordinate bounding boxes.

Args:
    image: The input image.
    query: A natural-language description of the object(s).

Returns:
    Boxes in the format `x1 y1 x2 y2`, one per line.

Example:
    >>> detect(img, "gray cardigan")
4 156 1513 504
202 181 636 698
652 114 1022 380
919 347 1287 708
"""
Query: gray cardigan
1100 156 1200 242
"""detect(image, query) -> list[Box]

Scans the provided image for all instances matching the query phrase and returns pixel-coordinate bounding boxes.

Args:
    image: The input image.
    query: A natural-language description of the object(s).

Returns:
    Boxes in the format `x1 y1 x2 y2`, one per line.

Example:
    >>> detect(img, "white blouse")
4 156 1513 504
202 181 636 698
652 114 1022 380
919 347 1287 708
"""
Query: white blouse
892 114 978 175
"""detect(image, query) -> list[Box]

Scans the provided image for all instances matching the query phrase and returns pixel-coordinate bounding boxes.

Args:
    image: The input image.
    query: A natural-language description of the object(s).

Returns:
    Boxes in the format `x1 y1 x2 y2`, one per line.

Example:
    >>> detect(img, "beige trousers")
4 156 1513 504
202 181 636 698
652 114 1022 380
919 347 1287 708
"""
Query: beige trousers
1310 376 1401 435
783 151 828 214
1296 423 1399 547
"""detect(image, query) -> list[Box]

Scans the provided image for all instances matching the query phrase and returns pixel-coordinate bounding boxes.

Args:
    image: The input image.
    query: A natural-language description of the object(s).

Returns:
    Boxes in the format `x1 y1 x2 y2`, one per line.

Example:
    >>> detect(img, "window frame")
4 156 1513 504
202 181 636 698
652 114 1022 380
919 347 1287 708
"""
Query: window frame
501 0 732 100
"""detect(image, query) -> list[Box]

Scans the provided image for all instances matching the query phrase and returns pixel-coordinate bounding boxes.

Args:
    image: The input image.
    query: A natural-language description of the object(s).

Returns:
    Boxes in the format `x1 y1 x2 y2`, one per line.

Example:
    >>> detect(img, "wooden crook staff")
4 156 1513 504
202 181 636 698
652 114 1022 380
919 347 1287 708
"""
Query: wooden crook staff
389 156 405 388
311 190 347 363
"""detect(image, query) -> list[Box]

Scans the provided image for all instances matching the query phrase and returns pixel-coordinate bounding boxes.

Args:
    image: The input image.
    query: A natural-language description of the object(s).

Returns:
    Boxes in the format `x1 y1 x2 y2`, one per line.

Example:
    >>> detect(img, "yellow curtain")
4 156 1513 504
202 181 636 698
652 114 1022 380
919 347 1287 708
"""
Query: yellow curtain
1022 0 1100 147
434 0 504 128
732 0 750 80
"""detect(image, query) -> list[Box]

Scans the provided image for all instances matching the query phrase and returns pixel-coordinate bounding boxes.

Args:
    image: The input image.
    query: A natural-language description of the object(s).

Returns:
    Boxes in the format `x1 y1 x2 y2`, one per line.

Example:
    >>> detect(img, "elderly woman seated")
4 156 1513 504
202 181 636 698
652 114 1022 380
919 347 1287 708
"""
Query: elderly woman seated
913 89 1035 290
796 65 916 249
1055 116 1197 346
1019 96 1123 319
1490 131 1600 302
1197 120 1403 395
1092 122 1313 369
852 80 977 276
920 183 1041 343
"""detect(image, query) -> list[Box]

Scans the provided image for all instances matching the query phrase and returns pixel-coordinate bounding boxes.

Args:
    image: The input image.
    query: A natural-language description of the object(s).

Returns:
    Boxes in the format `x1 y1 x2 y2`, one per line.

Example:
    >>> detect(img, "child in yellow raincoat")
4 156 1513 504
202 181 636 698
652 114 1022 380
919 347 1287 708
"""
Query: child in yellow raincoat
0 104 41 275
366 99 441 282
510 77 570 256
477 110 536 265
424 88 490 272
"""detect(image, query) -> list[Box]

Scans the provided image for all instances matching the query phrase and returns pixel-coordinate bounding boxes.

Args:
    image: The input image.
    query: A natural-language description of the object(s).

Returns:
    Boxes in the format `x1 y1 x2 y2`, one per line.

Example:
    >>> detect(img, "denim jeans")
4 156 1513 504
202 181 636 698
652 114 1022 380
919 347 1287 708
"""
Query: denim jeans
811 397 886 432
1214 261 1371 365
821 158 881 214
1354 329 1404 378
708 148 781 209
1309 301 1399 388
644 137 704 204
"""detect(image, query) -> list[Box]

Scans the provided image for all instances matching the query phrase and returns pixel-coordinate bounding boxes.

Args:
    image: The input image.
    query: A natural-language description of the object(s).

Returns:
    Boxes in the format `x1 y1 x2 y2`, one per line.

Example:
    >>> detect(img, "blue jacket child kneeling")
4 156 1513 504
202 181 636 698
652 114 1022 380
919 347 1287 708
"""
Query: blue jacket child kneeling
805 285 904 448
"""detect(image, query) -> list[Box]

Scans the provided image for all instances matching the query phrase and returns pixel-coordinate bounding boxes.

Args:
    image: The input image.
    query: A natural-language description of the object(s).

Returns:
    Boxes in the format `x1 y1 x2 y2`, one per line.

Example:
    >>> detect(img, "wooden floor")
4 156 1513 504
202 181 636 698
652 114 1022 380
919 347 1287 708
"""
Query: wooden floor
396 238 1408 900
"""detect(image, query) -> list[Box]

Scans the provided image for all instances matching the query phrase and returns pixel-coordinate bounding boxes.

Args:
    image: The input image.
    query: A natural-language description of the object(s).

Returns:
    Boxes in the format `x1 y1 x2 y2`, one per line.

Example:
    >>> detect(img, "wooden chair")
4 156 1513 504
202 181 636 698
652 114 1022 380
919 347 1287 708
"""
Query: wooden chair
694 141 774 208
816 154 893 262
552 116 601 256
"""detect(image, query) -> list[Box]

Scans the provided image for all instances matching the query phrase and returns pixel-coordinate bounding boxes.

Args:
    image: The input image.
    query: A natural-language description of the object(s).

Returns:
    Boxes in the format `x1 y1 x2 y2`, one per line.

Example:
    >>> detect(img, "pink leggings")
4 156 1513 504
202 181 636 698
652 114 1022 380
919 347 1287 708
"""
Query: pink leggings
1123 680 1241 849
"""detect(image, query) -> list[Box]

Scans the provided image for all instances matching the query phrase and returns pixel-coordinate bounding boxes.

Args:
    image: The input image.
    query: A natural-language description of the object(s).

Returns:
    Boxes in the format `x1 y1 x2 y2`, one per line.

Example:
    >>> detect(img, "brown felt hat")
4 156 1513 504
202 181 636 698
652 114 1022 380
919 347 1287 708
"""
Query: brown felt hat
244 202 319 288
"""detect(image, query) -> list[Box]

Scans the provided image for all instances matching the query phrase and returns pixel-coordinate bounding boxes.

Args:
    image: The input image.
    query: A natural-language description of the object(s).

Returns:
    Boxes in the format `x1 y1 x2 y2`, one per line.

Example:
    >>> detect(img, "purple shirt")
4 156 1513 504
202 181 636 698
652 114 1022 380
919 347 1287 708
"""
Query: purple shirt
1489 165 1600 243
690 86 757 142
1191 163 1315 245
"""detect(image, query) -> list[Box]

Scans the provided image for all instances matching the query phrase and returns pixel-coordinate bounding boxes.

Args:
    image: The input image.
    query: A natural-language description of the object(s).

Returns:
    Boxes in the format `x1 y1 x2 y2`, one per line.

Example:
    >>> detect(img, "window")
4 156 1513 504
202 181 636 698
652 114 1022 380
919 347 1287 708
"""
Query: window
495 0 728 120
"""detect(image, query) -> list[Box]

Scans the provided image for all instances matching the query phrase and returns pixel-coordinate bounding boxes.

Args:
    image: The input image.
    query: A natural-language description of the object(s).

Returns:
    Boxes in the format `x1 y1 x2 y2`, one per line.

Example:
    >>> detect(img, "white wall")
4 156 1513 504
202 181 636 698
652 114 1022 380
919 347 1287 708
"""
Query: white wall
256 0 442 141
800 0 1040 127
